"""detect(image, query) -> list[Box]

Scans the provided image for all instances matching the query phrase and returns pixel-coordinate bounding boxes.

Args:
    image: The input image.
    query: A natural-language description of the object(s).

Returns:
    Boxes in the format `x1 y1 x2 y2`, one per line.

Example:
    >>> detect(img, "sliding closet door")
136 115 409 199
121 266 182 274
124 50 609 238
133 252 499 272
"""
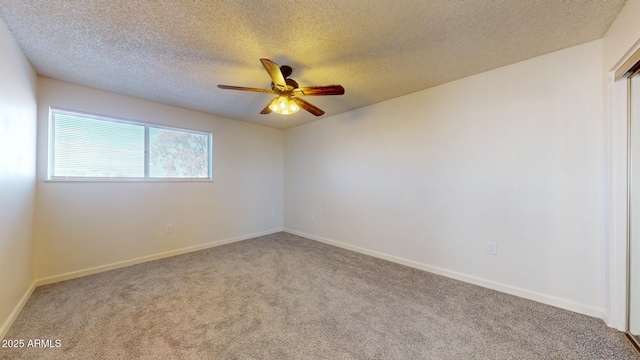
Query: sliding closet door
629 69 640 342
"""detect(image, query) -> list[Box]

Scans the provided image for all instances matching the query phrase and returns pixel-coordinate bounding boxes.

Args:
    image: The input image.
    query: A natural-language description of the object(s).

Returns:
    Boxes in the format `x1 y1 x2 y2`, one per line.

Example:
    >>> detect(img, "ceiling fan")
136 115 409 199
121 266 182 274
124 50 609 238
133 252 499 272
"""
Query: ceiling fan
217 59 345 116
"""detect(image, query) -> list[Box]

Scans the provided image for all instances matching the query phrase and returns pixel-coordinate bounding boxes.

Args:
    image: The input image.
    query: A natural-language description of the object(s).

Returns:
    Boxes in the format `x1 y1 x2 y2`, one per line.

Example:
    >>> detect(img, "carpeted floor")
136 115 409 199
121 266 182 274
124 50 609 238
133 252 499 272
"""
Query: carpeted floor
1 232 638 359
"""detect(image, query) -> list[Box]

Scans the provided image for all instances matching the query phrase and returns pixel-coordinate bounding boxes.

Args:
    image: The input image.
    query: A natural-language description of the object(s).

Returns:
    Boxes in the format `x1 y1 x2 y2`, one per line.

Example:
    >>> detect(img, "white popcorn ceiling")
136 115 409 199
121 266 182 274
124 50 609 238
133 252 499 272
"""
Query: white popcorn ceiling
0 1 627 129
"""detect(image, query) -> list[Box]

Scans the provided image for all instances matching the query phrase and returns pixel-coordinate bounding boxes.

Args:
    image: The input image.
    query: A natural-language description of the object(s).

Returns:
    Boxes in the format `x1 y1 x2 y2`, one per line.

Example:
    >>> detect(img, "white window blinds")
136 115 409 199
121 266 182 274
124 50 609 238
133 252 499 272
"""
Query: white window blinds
51 111 145 178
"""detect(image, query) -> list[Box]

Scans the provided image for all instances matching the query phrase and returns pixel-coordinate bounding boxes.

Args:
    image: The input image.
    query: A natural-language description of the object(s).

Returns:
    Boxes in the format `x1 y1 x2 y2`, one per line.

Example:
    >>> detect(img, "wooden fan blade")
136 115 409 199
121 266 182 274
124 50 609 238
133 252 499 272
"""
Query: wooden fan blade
217 84 276 93
292 97 325 116
260 103 272 114
293 85 345 96
260 59 287 91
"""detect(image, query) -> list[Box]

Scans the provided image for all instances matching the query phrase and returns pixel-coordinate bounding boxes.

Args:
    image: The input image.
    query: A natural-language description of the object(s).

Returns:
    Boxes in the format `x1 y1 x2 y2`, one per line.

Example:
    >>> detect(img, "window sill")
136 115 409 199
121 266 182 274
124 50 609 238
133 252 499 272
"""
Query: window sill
45 177 213 183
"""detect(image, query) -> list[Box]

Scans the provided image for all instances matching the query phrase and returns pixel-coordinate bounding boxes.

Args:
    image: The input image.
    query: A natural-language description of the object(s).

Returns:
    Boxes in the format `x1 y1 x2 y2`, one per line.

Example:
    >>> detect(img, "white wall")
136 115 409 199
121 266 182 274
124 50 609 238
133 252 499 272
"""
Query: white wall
34 78 284 281
603 0 640 72
602 0 640 330
0 20 37 337
284 40 605 317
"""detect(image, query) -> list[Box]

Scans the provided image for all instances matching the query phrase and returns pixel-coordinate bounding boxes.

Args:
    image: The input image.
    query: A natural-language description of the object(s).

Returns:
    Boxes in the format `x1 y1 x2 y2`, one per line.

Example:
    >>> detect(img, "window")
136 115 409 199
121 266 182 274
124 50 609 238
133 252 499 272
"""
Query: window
49 108 212 180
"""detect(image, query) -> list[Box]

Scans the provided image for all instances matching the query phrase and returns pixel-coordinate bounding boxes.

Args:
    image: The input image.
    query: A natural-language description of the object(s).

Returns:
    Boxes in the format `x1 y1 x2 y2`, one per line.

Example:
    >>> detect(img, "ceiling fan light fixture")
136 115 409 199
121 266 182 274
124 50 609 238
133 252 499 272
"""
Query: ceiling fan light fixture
271 95 299 115
269 98 279 112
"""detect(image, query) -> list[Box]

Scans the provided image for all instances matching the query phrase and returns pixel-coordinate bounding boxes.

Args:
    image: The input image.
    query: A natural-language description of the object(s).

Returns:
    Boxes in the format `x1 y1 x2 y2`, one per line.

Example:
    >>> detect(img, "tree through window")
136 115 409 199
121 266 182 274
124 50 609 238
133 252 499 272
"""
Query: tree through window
149 127 210 178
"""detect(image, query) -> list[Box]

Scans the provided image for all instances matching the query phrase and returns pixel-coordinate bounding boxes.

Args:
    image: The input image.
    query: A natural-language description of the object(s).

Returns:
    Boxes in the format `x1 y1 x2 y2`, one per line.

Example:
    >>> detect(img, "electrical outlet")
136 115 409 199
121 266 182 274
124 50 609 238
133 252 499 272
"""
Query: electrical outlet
270 209 275 217
309 213 315 221
486 242 497 255
165 224 173 234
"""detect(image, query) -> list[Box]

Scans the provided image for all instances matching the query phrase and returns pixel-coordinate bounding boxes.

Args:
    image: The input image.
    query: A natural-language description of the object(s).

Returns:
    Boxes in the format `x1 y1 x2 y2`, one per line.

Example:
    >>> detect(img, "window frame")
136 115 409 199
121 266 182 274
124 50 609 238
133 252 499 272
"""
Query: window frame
47 107 213 182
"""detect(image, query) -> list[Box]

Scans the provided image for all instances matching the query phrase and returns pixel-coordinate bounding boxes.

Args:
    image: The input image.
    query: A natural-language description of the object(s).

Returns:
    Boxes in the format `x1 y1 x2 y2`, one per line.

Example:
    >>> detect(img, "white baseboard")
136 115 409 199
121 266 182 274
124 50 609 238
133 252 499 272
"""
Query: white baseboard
1 281 35 340
284 228 605 320
35 228 283 287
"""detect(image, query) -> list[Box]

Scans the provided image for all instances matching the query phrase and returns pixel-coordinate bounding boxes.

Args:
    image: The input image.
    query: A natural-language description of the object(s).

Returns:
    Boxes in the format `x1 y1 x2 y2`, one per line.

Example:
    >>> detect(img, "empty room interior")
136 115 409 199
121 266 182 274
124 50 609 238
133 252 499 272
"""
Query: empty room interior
3 0 640 358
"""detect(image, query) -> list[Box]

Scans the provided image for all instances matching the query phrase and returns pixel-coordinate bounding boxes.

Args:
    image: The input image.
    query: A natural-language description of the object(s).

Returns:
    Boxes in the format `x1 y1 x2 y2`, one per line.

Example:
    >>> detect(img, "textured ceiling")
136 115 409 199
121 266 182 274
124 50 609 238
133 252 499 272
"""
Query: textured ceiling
0 0 627 129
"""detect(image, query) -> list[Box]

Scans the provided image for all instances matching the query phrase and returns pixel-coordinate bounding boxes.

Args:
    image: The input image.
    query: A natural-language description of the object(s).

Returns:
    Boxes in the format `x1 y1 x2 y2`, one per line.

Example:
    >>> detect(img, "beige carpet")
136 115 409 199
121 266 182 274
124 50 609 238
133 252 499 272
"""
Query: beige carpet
1 232 638 359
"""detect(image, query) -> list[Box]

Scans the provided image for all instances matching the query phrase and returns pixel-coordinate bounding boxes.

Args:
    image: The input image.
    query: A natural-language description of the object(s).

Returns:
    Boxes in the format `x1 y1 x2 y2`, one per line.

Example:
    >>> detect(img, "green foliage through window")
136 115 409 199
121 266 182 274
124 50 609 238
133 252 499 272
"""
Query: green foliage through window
149 127 209 178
